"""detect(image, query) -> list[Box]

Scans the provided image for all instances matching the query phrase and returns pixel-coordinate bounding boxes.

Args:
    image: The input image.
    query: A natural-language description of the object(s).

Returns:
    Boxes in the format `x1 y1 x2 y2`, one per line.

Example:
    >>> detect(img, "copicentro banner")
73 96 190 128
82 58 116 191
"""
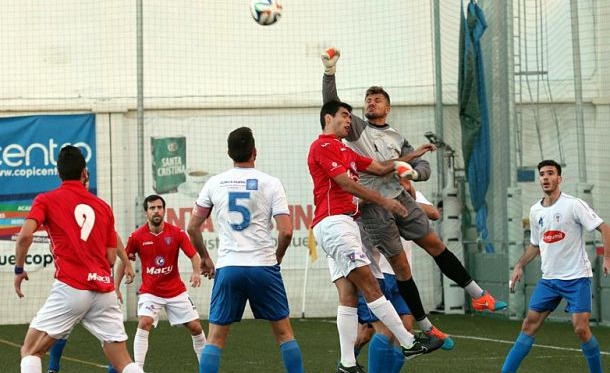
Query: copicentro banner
0 114 96 240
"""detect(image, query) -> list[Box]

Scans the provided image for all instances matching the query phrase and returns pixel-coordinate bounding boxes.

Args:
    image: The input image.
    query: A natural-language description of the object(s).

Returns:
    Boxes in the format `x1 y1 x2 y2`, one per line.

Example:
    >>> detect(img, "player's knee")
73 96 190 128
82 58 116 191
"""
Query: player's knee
573 324 590 341
137 317 154 330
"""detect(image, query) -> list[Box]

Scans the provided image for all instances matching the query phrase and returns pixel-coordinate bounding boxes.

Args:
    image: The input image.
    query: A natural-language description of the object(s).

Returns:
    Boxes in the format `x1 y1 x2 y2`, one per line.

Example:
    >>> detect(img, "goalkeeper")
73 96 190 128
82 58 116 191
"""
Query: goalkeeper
320 48 507 338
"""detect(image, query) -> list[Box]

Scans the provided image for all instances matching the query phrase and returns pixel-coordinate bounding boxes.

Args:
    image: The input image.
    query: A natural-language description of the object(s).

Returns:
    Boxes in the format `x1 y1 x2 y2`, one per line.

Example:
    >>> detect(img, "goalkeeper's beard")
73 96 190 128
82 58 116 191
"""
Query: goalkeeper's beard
365 112 384 121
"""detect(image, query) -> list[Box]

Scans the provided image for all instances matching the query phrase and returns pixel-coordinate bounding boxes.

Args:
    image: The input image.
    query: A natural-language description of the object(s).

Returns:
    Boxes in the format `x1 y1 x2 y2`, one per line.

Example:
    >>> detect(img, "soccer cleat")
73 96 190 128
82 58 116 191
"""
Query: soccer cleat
334 362 366 373
424 326 455 350
48 371 58 373
471 291 508 312
401 332 444 360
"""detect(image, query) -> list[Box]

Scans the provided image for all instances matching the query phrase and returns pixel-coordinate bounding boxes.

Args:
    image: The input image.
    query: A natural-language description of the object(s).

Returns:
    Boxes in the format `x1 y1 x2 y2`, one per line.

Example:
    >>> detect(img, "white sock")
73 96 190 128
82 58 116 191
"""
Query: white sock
367 296 414 347
122 362 145 373
336 305 358 367
133 328 150 368
465 281 485 298
21 355 41 373
192 332 207 362
418 317 433 333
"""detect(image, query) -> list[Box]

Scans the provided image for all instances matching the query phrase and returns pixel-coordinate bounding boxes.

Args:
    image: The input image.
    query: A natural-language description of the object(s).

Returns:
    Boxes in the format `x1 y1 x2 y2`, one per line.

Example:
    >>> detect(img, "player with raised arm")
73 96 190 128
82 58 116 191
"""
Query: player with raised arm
113 194 206 370
309 100 443 373
13 145 144 373
187 127 305 373
321 48 506 340
500 160 610 373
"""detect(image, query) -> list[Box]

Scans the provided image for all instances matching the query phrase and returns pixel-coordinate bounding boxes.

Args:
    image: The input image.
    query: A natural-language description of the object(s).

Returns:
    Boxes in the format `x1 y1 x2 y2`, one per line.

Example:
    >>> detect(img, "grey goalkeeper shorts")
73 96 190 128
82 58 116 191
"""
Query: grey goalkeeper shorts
360 190 432 258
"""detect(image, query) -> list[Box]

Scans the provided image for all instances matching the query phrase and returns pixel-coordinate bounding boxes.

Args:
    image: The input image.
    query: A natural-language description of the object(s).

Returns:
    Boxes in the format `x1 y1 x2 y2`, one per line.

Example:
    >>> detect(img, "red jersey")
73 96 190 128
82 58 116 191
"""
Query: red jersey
307 134 373 227
27 181 117 292
126 222 197 298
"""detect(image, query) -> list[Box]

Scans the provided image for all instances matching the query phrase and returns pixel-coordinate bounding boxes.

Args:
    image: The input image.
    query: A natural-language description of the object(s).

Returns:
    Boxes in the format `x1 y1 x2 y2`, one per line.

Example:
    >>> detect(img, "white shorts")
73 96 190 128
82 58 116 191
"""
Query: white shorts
313 215 371 282
30 280 127 343
137 292 199 327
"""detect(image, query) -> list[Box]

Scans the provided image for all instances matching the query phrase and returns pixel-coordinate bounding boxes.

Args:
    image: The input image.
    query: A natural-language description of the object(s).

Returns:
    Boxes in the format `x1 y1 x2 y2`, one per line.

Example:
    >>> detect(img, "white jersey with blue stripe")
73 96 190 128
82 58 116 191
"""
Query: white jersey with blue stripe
195 167 290 268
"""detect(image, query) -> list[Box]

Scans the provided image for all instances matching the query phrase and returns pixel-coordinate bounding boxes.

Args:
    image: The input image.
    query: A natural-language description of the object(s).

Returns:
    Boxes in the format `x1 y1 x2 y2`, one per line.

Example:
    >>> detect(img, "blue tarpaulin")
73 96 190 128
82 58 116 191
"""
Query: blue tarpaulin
458 1 494 253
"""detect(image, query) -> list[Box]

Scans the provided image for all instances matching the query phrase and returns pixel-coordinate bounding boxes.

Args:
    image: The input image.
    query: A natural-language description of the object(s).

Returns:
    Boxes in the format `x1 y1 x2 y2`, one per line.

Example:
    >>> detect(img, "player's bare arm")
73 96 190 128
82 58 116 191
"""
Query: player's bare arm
116 234 135 284
13 219 38 298
596 222 610 276
332 172 407 217
189 253 202 287
274 214 293 264
509 245 541 292
187 206 216 279
364 144 436 177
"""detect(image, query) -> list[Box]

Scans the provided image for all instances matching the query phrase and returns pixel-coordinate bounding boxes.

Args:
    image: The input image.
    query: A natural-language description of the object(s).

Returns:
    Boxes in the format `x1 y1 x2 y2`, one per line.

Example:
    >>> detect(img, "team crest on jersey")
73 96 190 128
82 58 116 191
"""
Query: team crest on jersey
164 237 172 245
553 213 562 224
246 179 258 190
154 255 166 266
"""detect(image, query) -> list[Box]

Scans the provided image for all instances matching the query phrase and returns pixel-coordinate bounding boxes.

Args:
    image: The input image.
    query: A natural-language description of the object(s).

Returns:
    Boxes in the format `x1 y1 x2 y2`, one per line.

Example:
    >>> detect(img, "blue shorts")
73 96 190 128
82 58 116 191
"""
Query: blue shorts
528 277 592 314
209 265 290 325
357 274 411 324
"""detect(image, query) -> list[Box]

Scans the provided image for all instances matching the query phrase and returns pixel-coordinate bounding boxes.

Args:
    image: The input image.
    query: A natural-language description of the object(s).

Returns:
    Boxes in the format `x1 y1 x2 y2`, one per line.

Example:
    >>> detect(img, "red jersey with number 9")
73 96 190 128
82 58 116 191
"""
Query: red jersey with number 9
27 180 117 292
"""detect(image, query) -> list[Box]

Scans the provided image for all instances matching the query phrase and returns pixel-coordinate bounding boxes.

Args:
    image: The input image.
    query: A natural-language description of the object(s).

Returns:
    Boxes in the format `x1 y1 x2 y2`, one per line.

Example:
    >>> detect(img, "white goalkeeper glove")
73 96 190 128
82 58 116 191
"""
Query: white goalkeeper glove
321 47 341 75
394 161 419 180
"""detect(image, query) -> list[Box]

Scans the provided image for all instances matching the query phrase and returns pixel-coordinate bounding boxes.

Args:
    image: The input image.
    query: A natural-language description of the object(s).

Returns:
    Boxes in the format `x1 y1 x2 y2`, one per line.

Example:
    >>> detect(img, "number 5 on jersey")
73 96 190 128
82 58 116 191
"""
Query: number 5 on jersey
228 192 251 231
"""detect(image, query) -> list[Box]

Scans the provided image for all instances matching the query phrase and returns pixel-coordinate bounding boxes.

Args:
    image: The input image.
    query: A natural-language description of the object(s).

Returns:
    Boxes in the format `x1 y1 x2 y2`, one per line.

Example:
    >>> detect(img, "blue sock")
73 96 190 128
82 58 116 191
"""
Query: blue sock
368 334 394 373
581 335 603 373
279 339 304 373
390 346 405 373
48 338 68 372
200 344 222 373
107 364 118 373
501 332 535 373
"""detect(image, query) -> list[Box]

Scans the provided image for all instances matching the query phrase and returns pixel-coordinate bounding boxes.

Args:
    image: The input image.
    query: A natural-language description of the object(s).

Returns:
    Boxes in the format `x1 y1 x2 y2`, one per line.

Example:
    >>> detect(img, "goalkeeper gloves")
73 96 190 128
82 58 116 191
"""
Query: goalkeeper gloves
394 161 419 180
321 47 341 75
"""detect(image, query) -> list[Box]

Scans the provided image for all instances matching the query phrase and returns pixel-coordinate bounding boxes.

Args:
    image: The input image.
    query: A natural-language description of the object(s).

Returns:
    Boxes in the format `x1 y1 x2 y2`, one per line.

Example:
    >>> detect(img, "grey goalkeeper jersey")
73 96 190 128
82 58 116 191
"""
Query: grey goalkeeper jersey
322 74 431 199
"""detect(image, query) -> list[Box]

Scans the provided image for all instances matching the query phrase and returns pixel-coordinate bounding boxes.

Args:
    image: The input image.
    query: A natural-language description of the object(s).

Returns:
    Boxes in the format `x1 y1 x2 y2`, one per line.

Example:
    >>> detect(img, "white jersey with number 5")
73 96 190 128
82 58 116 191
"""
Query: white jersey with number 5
195 167 290 268
529 192 603 280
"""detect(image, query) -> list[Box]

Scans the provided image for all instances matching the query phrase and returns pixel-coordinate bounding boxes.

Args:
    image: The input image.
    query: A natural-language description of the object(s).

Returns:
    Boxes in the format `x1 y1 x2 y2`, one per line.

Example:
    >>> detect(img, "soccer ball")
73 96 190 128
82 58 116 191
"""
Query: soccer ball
250 0 283 26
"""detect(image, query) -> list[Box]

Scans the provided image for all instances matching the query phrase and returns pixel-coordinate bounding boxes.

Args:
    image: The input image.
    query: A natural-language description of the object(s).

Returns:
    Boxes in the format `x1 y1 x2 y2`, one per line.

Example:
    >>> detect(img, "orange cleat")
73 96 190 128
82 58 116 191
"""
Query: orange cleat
471 291 508 312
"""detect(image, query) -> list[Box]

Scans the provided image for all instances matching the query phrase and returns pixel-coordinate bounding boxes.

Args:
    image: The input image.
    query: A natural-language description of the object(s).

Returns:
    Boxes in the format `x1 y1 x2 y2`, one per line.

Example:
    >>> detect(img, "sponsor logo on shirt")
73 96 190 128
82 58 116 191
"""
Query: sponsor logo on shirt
145 265 174 275
538 216 544 228
87 272 111 284
246 179 258 190
143 241 154 246
543 230 565 243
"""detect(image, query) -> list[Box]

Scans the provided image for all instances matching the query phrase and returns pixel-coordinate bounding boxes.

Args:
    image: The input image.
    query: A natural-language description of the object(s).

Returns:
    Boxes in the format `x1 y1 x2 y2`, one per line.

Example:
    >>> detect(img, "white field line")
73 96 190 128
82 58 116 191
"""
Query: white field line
0 337 107 369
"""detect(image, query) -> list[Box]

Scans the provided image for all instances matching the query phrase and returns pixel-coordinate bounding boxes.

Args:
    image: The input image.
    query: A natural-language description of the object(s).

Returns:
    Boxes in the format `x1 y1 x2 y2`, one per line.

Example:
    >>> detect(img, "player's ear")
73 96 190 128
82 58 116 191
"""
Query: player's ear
252 147 257 162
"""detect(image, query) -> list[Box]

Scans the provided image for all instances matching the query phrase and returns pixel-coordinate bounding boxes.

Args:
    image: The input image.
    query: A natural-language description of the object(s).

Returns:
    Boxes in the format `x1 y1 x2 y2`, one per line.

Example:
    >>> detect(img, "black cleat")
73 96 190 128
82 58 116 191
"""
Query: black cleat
335 362 366 373
401 332 444 360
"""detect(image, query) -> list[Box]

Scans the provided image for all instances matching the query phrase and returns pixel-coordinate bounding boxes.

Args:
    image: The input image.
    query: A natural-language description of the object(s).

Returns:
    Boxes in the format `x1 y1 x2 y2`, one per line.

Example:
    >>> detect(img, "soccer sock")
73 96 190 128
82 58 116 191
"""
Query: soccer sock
199 344 222 373
390 346 406 373
121 362 144 373
417 317 433 333
192 332 207 363
433 249 472 288
366 296 414 348
48 338 67 372
581 335 602 373
501 332 534 373
21 355 41 373
336 305 358 367
108 364 118 373
368 334 393 373
133 328 149 368
465 281 485 298
396 278 427 321
279 339 305 373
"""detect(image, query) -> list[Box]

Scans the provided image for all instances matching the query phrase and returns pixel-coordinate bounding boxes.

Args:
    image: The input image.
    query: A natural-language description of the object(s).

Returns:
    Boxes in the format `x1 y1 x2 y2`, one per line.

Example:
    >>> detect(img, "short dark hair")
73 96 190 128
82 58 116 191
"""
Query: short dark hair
365 86 390 104
319 100 353 129
228 127 255 163
57 145 86 181
143 194 165 210
537 159 562 175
